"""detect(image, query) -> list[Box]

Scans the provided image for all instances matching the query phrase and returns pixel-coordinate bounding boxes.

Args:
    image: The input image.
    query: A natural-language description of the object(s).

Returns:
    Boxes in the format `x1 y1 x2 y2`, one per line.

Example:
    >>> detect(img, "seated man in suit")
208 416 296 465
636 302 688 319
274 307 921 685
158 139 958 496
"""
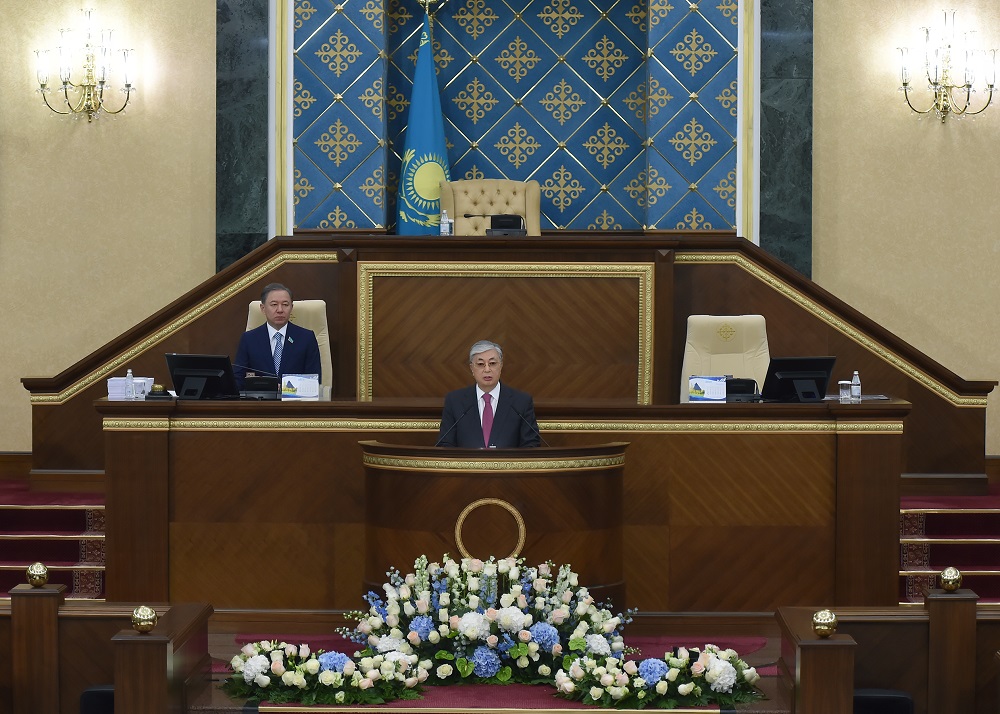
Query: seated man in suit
234 282 321 388
437 340 541 448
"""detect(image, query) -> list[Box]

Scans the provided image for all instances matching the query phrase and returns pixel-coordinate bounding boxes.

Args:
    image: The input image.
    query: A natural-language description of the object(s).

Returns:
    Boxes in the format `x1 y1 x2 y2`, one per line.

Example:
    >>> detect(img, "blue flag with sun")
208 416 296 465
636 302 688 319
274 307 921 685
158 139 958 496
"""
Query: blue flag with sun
396 13 451 234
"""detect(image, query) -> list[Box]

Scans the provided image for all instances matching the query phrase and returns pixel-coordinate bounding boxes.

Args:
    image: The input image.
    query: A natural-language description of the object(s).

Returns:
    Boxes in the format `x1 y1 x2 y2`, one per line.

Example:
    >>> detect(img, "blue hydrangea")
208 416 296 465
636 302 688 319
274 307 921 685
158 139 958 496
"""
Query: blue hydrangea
364 591 387 618
637 658 668 687
471 645 502 678
409 615 434 641
498 633 516 654
529 622 560 651
318 651 351 673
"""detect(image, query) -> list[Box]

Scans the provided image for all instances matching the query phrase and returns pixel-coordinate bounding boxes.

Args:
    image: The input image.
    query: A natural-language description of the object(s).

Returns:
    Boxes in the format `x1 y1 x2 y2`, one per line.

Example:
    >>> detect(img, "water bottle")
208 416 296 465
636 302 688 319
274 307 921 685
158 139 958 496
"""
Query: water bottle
850 370 861 403
124 368 136 401
439 209 452 236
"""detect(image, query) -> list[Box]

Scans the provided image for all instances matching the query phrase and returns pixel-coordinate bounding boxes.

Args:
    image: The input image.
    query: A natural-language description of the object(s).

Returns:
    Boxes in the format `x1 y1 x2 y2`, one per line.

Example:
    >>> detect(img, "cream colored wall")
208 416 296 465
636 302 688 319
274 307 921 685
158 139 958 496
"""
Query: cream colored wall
0 1 215 451
814 1 1000 456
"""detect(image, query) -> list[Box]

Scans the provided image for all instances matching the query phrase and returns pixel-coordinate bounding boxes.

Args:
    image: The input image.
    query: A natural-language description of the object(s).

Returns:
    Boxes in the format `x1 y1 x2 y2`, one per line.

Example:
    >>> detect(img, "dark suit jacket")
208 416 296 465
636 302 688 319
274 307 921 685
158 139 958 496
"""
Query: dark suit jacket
437 384 540 448
234 322 321 388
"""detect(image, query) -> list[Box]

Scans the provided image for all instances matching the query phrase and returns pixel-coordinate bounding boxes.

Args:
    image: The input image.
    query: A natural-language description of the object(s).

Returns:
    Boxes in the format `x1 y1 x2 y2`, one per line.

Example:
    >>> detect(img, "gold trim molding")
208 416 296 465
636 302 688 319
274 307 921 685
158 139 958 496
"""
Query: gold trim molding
32 252 339 406
101 417 902 435
675 252 986 408
357 262 654 403
362 453 627 471
455 498 526 559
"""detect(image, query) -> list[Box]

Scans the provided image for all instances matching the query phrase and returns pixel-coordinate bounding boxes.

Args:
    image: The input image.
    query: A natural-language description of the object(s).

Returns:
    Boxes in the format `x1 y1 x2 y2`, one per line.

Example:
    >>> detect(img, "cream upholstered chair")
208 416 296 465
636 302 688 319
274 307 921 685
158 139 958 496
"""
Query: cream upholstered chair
679 315 770 403
246 299 332 399
439 179 541 236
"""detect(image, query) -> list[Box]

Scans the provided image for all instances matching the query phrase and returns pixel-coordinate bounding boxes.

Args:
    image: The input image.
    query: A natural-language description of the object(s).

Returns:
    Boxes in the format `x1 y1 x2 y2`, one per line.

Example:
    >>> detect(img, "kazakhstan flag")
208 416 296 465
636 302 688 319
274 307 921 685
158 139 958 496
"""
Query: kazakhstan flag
396 13 451 235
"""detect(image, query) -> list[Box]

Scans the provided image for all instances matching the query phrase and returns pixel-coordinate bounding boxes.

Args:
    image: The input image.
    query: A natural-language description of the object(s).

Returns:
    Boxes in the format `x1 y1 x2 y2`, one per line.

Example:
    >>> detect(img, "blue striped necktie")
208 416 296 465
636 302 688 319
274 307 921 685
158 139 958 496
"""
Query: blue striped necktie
273 332 283 376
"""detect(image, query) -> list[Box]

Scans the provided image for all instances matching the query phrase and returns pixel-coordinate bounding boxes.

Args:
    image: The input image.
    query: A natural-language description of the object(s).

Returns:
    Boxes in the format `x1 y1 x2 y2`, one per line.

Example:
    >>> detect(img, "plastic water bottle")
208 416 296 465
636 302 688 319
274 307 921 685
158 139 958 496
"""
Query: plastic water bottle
850 370 861 403
124 369 136 401
439 209 452 236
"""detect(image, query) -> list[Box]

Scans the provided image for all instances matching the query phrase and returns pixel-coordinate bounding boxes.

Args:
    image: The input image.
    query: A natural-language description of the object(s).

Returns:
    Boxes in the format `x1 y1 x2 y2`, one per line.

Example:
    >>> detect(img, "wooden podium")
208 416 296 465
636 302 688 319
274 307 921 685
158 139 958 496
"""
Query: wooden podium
360 441 628 605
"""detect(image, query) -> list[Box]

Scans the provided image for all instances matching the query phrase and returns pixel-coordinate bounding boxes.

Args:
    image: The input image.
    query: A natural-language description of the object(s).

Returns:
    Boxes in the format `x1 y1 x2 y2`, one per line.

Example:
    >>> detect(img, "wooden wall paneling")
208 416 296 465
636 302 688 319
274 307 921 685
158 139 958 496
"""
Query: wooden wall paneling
838 616 930 714
834 406 905 606
101 402 172 602
0 603 10 713
975 615 1000 714
926 589 978 714
10 584 64 714
57 610 128 714
652 250 676 404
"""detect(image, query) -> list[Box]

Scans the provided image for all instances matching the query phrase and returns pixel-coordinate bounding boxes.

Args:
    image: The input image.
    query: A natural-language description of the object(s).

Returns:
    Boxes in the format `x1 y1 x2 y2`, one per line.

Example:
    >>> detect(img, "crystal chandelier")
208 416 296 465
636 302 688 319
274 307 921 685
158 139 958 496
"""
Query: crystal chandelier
34 8 135 122
898 10 997 122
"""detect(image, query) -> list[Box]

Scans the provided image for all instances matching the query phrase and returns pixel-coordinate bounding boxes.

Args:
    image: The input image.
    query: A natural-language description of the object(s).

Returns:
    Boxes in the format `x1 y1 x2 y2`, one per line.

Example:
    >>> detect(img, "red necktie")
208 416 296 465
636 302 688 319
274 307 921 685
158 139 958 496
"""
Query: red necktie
482 393 494 447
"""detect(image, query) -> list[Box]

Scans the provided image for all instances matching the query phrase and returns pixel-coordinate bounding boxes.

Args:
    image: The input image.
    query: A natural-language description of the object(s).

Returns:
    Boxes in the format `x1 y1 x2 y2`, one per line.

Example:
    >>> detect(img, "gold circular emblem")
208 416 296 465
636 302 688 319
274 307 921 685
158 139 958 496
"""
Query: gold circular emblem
454 498 526 560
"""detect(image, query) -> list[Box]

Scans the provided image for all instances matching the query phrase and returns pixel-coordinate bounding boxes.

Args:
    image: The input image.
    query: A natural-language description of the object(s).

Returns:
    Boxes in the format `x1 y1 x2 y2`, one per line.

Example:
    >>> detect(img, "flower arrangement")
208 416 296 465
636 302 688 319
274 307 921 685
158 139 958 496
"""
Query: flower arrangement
222 639 424 705
554 644 762 708
340 554 634 686
221 554 764 709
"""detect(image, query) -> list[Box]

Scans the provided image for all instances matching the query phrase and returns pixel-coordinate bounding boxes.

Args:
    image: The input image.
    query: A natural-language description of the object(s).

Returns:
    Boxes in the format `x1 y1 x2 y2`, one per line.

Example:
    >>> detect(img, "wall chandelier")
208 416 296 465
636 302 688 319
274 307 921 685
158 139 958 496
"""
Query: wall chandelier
898 10 997 122
34 8 135 122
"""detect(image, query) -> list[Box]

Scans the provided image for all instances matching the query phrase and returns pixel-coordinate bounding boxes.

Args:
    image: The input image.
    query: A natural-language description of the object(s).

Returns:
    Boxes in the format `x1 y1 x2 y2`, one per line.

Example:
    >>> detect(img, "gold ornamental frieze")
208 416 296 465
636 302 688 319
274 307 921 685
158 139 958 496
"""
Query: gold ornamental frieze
362 453 626 472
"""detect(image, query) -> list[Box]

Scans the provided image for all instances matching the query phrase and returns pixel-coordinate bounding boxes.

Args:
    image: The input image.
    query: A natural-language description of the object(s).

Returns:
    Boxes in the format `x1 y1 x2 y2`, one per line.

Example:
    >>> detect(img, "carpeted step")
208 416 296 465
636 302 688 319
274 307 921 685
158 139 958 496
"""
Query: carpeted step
900 538 1000 569
0 562 104 599
902 511 1000 538
0 533 104 563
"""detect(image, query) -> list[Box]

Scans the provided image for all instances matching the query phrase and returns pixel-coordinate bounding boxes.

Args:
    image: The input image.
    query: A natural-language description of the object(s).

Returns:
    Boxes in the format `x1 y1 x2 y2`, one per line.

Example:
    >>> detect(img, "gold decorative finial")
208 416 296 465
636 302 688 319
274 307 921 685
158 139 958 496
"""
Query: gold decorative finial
812 609 838 638
132 605 158 633
940 566 963 592
26 562 49 587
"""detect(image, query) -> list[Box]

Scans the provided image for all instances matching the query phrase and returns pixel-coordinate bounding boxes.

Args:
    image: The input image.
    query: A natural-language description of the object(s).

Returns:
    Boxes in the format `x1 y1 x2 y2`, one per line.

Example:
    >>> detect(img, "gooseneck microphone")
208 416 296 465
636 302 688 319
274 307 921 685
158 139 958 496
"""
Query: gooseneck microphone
233 363 278 378
435 402 476 447
514 408 549 447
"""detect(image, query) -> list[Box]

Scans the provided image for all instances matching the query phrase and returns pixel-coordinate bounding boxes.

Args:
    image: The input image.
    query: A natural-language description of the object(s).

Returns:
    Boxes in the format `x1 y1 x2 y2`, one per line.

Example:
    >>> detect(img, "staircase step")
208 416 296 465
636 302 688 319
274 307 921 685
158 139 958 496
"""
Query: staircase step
0 506 104 532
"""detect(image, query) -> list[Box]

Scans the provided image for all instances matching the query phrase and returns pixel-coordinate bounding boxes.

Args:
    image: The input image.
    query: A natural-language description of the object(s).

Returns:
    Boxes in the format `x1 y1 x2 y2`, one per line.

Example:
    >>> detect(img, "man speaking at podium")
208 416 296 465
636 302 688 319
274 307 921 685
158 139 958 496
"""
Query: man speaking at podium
437 340 541 448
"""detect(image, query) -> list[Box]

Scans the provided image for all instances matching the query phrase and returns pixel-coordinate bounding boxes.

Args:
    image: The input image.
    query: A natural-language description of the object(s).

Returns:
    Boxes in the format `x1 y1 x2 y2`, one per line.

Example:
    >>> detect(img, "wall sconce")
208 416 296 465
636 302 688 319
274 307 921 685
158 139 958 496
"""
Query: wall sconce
898 10 996 122
34 8 135 122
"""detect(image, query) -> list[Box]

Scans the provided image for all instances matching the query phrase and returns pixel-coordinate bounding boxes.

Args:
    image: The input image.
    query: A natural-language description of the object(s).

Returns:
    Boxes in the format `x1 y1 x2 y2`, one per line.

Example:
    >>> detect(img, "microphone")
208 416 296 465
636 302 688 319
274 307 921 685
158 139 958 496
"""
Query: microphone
514 408 548 447
462 213 526 230
435 402 476 447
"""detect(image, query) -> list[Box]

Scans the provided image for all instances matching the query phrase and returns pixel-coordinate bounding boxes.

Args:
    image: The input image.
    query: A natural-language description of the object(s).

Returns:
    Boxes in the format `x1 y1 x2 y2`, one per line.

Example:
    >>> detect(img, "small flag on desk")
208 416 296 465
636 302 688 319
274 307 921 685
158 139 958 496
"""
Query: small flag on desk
396 12 451 235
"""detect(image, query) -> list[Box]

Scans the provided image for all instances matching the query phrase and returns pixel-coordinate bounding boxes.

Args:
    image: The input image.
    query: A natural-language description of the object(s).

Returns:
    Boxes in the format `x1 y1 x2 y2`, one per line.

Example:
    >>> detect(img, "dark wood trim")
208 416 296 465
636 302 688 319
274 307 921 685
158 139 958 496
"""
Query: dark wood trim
0 453 30 481
28 469 105 493
901 472 989 497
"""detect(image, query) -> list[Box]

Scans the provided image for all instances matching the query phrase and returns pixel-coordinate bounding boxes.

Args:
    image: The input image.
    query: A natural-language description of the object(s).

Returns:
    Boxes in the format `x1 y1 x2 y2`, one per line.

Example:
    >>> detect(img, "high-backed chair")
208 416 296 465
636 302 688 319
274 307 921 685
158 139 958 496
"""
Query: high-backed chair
679 314 770 403
439 179 541 236
246 299 332 399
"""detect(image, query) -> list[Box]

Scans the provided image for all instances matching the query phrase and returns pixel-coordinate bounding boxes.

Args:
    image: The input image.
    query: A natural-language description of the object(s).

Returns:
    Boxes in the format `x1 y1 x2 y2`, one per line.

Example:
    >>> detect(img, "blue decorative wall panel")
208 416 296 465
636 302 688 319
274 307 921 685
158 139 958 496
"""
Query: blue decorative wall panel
293 0 738 231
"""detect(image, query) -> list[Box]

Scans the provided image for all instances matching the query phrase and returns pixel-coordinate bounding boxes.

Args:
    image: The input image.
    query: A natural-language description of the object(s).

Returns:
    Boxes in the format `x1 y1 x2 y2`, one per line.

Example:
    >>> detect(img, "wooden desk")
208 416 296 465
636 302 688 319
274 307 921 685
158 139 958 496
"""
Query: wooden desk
97 397 909 614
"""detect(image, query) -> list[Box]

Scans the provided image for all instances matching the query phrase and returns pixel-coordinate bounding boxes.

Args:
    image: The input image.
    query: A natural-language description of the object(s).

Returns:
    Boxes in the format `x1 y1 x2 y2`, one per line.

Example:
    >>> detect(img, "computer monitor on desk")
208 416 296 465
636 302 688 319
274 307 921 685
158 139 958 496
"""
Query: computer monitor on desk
165 353 241 400
760 356 837 403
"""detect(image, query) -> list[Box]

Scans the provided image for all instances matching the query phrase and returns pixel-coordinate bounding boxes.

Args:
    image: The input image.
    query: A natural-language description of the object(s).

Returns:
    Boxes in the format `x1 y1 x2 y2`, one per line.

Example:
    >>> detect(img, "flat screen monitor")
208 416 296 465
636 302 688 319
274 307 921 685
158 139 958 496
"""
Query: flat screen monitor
760 356 837 403
164 353 241 400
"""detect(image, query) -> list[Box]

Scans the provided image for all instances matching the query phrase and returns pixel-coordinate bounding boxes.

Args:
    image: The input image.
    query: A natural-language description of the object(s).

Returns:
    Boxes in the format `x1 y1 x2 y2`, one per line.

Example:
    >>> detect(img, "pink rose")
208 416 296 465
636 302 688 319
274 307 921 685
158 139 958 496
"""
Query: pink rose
533 578 547 593
343 661 356 676
386 614 399 627
415 599 429 613
358 621 372 635
615 673 629 686
404 676 418 688
691 662 705 676
485 607 498 621
600 673 614 687
359 678 374 690
270 660 285 676
407 631 421 645
561 589 574 604
518 629 532 642
538 563 551 576
449 615 460 629
623 661 638 675
468 558 484 573
486 635 499 647
551 609 567 625
517 594 528 609
241 643 256 657
552 643 563 656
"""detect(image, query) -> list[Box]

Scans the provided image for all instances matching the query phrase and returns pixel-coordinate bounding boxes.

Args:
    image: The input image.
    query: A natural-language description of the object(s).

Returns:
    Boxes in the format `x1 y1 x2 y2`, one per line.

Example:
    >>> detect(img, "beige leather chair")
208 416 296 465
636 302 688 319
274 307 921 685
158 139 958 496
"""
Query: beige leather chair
246 299 332 400
679 315 769 403
439 179 541 236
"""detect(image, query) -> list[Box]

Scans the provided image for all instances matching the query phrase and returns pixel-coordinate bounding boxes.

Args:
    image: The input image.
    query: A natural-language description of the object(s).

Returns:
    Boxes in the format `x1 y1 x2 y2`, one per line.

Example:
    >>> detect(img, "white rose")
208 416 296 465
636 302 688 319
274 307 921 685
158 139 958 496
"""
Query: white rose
498 559 510 573
403 601 415 616
335 690 346 703
436 664 454 678
483 562 497 576
254 673 270 687
293 672 307 688
569 572 579 587
655 680 668 695
281 671 295 686
499 594 515 608
305 659 320 675
538 664 551 676
368 615 384 629
666 667 680 682
399 584 411 599
387 601 400 616
299 644 310 658
438 624 450 635
439 593 450 606
230 655 243 672
318 670 336 686
439 608 449 622
743 666 760 685
678 682 695 696
510 567 520 580
428 630 441 643
468 577 480 591
589 686 604 700
609 686 627 700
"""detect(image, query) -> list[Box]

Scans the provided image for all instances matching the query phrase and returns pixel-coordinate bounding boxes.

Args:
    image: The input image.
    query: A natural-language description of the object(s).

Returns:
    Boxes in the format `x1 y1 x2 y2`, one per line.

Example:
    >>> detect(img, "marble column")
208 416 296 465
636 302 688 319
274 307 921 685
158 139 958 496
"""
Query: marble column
759 0 813 277
216 0 269 271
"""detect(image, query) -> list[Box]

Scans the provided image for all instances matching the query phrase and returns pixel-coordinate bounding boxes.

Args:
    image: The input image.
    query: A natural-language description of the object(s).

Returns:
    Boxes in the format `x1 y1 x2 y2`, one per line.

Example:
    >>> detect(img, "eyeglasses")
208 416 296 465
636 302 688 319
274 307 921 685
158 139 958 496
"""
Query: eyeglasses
472 360 501 369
